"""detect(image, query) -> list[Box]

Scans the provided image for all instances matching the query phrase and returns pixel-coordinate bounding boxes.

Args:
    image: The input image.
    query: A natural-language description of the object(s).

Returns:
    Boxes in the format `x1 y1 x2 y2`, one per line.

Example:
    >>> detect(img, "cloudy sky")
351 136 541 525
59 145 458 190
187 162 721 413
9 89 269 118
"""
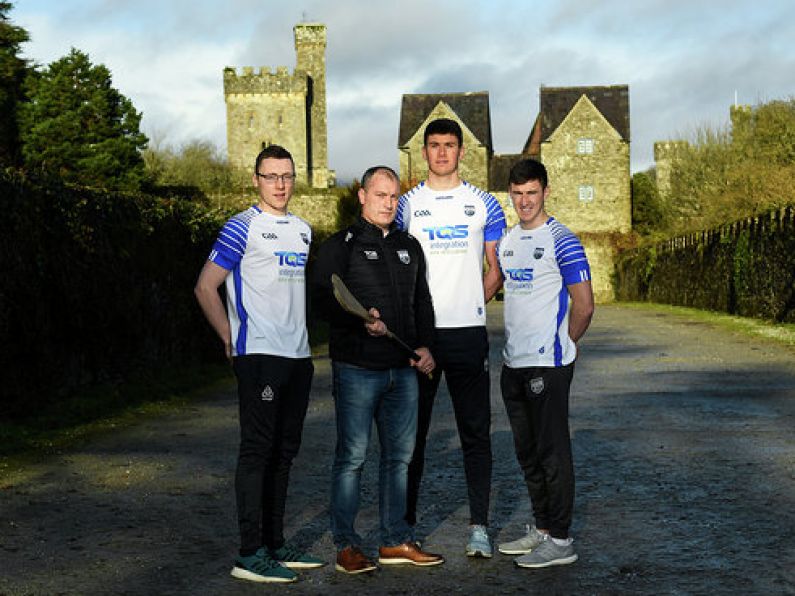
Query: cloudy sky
13 0 795 183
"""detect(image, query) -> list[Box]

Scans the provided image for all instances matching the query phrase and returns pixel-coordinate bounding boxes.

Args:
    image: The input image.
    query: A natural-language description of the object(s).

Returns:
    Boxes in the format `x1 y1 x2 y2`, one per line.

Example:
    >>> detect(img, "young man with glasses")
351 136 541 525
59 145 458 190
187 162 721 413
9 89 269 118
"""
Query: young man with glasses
194 145 324 583
396 118 507 558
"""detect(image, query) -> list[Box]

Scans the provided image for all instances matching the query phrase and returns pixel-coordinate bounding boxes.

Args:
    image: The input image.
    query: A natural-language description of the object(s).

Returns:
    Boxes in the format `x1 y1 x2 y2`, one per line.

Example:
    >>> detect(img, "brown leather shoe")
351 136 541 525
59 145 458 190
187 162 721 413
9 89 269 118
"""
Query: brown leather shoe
335 546 377 574
378 541 445 566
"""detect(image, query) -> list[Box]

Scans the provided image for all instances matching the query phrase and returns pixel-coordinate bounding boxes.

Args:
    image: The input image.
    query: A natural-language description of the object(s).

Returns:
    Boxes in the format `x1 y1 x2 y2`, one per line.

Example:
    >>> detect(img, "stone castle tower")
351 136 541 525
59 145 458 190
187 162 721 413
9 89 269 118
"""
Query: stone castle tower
653 140 689 201
223 23 333 188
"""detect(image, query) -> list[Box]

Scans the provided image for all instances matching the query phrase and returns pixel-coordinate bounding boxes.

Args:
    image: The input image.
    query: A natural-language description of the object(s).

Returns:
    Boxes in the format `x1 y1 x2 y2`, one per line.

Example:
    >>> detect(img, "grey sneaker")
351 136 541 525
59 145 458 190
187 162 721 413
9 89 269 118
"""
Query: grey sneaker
466 524 493 558
498 524 545 555
514 535 577 568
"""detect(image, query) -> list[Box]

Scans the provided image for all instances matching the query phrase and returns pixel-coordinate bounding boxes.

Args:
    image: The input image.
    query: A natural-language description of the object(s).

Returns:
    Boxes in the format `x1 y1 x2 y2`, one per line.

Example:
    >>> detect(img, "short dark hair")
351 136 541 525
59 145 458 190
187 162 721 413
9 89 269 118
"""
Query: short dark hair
360 165 399 190
254 145 294 173
423 118 463 146
508 158 548 189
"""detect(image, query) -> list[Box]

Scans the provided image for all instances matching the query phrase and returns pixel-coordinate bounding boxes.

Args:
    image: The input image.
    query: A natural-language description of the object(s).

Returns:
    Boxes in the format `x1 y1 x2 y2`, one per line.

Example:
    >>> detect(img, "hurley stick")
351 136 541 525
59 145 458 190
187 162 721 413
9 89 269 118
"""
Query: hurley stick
331 273 421 362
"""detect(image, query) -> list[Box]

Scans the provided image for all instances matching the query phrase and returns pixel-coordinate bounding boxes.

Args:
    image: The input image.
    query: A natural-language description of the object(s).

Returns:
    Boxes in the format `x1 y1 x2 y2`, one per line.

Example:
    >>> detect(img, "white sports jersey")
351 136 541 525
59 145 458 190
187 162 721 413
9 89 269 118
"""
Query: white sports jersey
396 181 506 328
208 206 311 358
498 217 591 368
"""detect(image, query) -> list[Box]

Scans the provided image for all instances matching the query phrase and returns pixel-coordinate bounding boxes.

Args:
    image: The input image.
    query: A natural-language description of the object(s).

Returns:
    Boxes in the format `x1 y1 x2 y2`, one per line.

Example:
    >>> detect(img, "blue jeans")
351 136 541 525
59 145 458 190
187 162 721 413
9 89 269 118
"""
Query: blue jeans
331 362 418 548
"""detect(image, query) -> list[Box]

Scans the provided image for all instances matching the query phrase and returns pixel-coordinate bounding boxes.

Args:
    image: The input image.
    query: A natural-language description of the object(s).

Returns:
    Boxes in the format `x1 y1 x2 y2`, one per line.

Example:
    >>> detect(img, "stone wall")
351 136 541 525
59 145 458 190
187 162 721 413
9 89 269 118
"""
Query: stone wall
615 206 795 322
289 193 341 232
541 95 631 234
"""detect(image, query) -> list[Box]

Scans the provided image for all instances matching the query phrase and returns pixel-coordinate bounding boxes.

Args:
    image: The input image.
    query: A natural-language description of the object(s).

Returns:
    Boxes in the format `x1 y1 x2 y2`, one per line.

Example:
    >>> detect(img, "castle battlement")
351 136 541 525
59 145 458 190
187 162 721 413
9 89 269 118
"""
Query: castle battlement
223 66 308 95
224 23 331 188
653 140 689 160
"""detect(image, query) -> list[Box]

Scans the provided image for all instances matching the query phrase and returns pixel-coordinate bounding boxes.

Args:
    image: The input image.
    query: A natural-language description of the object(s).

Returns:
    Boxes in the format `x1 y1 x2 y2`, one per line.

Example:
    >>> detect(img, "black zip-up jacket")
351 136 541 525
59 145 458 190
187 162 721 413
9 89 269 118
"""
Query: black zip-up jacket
310 217 435 369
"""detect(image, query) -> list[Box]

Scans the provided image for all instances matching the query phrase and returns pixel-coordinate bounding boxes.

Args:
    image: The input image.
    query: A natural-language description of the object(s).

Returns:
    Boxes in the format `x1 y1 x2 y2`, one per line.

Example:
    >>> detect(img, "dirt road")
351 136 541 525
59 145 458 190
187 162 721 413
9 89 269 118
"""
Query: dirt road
1 304 794 595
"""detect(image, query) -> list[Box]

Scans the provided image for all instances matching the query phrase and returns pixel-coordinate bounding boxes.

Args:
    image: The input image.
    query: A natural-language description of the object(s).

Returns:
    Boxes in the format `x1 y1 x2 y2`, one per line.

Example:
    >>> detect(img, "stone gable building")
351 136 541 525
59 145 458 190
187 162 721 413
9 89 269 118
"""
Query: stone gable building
397 84 631 301
527 85 632 235
223 23 334 188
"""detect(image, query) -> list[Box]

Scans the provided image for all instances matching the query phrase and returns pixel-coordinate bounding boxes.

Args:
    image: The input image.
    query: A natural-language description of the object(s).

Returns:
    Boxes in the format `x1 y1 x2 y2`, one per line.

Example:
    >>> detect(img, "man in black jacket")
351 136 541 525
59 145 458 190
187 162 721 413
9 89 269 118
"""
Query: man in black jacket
311 166 444 574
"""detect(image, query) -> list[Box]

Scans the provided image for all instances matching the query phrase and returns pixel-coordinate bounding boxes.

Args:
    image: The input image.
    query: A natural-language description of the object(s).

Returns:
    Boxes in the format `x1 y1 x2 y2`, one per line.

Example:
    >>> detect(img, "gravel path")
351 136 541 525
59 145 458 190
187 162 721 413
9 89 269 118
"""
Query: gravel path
1 303 794 595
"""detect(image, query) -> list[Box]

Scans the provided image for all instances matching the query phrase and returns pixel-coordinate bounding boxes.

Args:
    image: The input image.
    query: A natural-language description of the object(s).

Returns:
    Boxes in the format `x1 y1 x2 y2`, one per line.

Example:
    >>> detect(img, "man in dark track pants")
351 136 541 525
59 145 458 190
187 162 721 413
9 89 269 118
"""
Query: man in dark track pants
395 118 507 557
495 158 594 568
194 145 324 583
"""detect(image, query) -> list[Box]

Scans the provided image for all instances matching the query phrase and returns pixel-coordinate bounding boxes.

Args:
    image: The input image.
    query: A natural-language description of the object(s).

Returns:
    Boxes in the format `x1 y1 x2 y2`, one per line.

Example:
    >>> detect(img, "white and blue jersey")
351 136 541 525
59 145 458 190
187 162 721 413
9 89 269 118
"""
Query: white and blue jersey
396 181 506 328
498 217 591 368
208 206 311 358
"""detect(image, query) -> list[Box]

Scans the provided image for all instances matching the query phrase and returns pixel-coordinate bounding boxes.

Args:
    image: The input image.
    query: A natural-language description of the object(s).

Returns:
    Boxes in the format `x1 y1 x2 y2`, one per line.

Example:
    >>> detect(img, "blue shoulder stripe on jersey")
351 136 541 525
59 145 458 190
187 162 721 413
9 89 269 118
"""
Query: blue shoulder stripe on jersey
549 219 591 285
210 206 259 268
397 182 426 231
395 195 408 230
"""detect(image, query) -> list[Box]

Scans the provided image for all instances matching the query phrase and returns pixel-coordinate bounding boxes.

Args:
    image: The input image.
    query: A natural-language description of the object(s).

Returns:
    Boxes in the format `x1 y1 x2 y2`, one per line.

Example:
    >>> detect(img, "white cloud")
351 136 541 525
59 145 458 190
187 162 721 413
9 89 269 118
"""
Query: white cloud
12 0 795 182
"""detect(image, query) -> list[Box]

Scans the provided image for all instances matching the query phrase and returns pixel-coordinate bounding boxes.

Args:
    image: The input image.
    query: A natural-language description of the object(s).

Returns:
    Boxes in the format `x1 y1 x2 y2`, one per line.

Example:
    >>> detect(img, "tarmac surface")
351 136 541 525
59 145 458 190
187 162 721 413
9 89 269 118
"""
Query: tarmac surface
1 303 794 595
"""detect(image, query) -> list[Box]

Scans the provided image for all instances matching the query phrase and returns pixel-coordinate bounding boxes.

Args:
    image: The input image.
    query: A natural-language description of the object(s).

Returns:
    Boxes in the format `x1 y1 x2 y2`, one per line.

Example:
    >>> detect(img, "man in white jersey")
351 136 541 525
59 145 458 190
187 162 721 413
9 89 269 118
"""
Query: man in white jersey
194 145 324 583
495 158 594 569
396 118 506 557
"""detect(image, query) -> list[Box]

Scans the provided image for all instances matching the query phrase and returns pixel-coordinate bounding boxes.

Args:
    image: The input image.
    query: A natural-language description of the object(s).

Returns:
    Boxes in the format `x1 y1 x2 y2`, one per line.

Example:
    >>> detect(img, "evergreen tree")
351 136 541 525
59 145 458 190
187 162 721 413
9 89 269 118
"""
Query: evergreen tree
0 1 29 165
18 48 148 189
631 170 666 235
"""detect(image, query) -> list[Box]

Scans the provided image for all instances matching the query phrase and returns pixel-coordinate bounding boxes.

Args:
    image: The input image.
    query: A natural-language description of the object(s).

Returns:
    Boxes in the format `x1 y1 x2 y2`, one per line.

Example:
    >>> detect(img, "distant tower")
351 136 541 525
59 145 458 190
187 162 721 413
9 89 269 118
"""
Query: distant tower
653 141 689 201
295 24 330 188
223 23 333 188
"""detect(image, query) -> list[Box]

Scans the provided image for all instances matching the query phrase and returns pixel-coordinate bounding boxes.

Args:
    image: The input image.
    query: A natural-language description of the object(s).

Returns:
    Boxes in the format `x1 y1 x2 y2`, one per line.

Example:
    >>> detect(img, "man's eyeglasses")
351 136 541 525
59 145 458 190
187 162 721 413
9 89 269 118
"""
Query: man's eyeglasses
256 173 296 184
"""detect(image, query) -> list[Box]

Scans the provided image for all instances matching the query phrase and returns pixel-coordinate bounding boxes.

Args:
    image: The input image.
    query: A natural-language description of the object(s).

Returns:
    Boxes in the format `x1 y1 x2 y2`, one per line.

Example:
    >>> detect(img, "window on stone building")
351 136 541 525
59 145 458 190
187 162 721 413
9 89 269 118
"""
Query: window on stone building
578 185 594 202
577 138 594 154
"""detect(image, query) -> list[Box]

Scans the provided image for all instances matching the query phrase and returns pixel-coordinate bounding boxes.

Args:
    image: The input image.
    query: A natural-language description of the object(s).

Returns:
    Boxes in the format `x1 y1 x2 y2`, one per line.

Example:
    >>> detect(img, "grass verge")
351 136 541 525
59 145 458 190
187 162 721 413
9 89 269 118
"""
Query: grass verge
0 363 234 480
616 301 795 347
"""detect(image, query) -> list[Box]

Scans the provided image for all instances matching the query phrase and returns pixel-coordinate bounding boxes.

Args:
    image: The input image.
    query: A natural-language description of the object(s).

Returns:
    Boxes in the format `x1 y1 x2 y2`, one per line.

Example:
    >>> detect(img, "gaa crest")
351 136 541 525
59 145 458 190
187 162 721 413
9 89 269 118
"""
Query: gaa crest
464 204 476 217
533 247 545 259
261 385 274 401
397 249 410 264
529 377 545 395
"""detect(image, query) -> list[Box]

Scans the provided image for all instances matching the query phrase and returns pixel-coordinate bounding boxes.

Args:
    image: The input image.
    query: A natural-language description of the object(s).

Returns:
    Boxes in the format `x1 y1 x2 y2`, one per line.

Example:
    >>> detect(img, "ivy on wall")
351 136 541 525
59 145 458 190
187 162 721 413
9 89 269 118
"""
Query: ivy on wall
614 206 795 323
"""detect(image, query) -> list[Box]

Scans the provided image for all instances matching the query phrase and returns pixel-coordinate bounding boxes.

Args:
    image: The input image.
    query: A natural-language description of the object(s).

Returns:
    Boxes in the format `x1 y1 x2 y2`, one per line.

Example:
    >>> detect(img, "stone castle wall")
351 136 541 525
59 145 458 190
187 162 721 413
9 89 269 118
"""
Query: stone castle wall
224 24 332 188
224 67 309 181
295 24 330 188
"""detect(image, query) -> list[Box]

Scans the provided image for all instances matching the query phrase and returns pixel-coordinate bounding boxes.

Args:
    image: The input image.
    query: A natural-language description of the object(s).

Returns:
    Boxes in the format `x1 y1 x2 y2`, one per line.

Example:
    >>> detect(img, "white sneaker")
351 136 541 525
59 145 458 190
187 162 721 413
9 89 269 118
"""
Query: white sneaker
498 524 545 555
466 524 493 558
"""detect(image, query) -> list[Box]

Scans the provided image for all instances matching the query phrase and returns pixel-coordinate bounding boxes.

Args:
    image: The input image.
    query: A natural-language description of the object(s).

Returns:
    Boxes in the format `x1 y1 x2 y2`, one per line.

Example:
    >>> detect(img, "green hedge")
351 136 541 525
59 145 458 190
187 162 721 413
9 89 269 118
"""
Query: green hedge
0 170 226 419
614 206 795 322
